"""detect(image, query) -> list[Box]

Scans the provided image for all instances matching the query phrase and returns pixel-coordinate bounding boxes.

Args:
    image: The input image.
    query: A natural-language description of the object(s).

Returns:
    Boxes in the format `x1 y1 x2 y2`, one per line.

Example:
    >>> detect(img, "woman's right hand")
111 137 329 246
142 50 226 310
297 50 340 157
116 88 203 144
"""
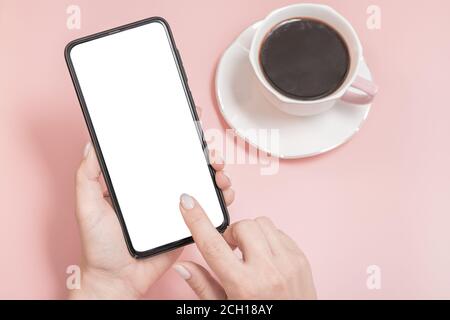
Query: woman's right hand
173 194 317 300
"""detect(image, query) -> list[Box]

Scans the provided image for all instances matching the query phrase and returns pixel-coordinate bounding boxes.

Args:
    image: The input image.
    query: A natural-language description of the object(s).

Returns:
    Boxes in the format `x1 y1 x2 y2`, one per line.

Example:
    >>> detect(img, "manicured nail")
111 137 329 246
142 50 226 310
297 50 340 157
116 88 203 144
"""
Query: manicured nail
214 154 224 165
180 193 195 210
222 171 230 181
173 264 191 280
83 142 92 159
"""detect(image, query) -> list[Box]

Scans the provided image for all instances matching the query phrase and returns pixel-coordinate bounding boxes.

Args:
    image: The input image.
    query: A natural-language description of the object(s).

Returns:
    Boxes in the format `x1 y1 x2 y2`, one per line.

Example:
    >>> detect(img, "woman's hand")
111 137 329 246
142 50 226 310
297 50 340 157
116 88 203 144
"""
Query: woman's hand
70 142 234 299
174 194 317 300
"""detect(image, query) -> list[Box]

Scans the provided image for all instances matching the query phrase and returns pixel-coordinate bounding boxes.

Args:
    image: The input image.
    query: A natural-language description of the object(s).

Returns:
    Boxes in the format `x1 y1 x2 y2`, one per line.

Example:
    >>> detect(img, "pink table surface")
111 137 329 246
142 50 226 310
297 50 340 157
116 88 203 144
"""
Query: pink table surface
1 0 450 299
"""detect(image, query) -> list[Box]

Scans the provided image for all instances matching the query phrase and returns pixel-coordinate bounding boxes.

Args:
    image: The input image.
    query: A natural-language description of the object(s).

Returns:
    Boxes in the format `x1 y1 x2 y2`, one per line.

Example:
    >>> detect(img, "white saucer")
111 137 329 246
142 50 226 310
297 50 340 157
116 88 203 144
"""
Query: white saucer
215 22 373 159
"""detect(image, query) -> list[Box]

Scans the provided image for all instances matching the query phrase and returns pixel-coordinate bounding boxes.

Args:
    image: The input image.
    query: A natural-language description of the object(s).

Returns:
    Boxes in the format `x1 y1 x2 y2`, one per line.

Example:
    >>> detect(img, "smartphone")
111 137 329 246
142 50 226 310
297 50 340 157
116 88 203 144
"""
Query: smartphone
65 17 229 258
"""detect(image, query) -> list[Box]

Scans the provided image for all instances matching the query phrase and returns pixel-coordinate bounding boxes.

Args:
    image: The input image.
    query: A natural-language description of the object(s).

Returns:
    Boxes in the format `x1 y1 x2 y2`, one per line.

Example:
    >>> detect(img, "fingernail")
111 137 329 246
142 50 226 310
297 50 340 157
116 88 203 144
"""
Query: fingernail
214 154 224 165
180 193 195 210
83 142 92 159
173 264 191 280
222 171 230 181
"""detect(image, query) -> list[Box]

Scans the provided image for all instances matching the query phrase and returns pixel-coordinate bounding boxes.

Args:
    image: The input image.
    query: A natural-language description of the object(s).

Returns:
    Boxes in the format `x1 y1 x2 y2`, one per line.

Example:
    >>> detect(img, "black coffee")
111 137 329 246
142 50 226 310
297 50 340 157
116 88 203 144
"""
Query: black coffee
260 18 350 100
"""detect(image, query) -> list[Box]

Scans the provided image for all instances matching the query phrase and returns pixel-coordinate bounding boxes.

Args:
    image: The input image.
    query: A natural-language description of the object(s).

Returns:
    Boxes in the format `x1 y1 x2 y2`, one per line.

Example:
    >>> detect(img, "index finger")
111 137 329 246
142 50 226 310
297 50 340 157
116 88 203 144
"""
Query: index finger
179 194 242 282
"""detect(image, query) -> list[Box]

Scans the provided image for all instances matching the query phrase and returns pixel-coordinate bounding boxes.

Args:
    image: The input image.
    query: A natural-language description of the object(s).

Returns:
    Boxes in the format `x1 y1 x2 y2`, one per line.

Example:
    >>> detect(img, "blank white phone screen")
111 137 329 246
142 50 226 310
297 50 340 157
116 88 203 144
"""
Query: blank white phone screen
69 21 225 253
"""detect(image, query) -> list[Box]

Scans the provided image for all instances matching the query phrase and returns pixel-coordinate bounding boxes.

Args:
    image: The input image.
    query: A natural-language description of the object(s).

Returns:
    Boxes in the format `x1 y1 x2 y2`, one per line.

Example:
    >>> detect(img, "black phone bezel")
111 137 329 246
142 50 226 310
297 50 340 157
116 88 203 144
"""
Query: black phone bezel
64 17 230 259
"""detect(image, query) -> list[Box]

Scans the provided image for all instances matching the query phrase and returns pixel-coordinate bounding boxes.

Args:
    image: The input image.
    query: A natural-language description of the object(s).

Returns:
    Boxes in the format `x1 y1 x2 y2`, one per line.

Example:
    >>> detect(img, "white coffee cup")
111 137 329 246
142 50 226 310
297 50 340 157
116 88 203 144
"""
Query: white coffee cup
248 3 378 117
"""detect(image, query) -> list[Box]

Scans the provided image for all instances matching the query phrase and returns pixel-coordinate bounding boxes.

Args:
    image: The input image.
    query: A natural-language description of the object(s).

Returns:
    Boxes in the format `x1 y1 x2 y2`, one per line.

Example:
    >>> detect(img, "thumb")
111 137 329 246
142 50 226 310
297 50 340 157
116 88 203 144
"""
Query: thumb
75 142 107 223
173 261 227 300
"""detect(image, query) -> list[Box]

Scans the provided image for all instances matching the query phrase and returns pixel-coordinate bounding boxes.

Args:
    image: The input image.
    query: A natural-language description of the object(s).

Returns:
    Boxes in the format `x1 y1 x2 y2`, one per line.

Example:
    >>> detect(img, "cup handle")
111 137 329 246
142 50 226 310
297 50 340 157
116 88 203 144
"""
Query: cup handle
341 76 378 105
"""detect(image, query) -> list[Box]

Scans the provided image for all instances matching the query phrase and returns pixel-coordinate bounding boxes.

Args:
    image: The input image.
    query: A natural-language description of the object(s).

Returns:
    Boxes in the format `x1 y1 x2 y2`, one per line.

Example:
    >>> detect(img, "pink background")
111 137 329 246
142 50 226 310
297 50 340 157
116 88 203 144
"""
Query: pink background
1 0 450 299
